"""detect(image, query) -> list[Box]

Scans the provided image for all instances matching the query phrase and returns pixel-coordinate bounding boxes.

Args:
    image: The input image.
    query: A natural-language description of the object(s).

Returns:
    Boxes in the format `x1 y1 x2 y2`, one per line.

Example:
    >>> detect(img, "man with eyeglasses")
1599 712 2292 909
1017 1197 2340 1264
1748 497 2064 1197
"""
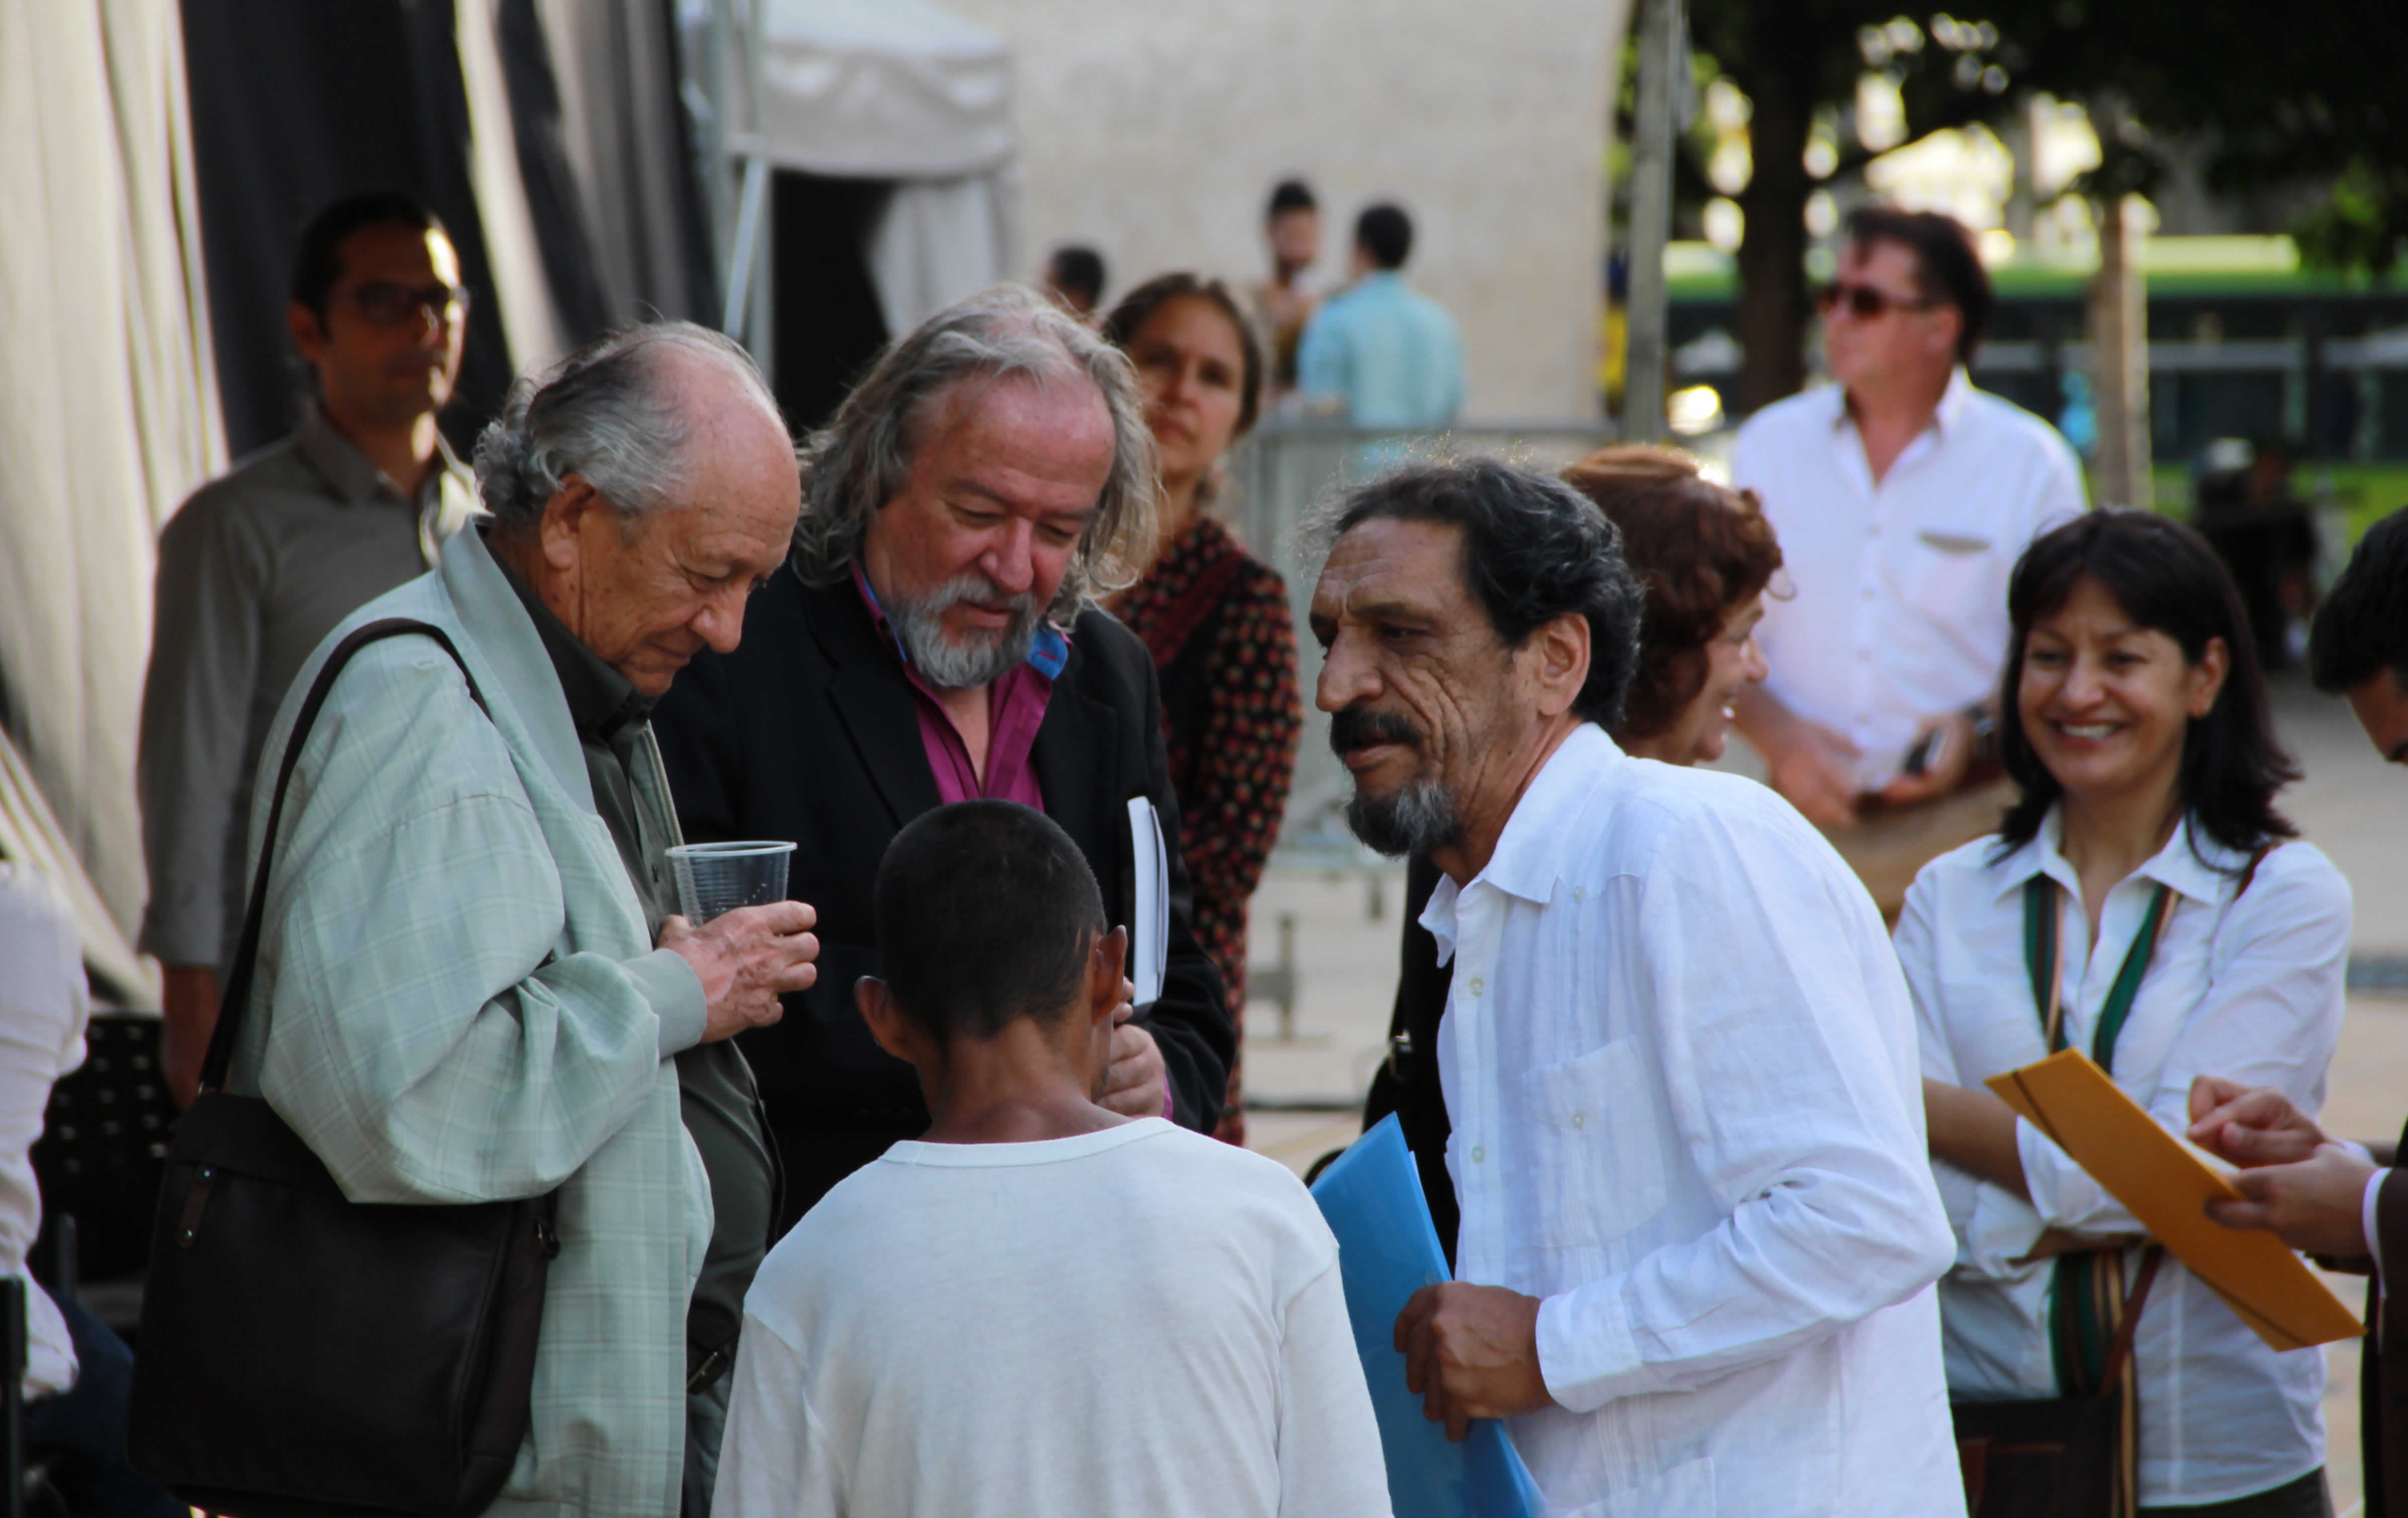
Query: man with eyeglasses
1731 204 2086 919
138 191 477 1104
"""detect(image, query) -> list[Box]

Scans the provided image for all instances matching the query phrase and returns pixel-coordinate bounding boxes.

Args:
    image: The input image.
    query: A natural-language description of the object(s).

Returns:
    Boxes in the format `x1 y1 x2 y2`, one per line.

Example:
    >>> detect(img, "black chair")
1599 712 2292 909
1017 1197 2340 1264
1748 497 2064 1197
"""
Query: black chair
30 1017 176 1337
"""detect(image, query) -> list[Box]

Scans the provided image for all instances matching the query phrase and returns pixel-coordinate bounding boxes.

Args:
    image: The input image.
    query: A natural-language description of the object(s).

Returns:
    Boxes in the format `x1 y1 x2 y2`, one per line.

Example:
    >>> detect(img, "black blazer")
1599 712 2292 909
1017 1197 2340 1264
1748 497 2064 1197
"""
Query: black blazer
652 567 1234 1210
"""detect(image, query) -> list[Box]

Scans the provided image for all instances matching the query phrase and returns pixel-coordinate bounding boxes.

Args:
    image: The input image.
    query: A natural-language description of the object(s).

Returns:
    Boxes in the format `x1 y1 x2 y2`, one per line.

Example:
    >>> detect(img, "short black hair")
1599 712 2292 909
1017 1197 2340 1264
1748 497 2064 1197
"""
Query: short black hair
871 801 1107 1042
1324 459 1645 727
1844 204 1991 365
2310 506 2408 693
1267 179 1317 219
1046 245 1107 308
1355 204 1414 270
1994 510 2297 866
291 192 449 321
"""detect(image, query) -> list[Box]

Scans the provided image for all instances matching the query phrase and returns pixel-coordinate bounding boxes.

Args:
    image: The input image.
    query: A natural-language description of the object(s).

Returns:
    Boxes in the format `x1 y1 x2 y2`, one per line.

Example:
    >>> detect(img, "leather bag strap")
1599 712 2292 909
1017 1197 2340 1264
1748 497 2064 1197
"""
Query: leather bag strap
200 619 491 1093
2101 1244 2167 1387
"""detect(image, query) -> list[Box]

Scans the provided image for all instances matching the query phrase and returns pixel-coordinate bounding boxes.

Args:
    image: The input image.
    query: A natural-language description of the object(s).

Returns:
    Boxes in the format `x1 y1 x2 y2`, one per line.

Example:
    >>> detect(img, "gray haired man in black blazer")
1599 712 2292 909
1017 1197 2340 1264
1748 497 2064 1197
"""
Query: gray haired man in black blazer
653 285 1233 1225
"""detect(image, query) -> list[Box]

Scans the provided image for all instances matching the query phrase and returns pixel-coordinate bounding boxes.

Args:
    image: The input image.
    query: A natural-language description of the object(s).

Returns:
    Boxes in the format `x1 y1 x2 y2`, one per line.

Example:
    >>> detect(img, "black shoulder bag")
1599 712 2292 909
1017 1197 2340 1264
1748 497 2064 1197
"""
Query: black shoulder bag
128 619 561 1518
1951 877 2174 1518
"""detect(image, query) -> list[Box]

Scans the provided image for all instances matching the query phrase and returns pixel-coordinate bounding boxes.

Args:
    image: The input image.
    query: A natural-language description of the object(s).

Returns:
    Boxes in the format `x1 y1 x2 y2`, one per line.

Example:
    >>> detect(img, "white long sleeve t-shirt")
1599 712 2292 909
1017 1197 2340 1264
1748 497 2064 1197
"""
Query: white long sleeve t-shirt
715 1118 1391 1518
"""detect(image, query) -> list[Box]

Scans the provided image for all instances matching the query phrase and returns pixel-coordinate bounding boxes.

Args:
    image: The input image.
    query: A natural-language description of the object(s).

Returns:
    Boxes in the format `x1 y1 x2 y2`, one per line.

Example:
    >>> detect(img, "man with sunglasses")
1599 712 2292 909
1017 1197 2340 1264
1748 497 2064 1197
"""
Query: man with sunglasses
1731 205 2085 918
138 191 477 1105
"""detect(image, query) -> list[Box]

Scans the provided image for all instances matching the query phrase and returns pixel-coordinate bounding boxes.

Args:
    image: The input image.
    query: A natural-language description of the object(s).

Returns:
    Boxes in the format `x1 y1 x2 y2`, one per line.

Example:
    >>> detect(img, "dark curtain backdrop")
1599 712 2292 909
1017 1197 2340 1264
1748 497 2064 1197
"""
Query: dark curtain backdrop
181 0 521 458
772 171 892 432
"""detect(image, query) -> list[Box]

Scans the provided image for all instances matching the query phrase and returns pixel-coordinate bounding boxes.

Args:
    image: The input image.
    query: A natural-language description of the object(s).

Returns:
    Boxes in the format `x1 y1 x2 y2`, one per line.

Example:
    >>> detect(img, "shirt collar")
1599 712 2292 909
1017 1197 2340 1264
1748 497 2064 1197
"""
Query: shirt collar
1987 803 2245 909
1415 722 1619 961
1932 366 1976 436
294 398 465 510
1824 366 1975 439
850 560 1070 681
487 531 654 743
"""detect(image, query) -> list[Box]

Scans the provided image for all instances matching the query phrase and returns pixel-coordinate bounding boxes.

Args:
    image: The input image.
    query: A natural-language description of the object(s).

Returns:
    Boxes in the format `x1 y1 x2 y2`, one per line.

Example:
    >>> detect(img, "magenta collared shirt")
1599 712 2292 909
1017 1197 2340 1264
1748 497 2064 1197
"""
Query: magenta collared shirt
852 563 1061 807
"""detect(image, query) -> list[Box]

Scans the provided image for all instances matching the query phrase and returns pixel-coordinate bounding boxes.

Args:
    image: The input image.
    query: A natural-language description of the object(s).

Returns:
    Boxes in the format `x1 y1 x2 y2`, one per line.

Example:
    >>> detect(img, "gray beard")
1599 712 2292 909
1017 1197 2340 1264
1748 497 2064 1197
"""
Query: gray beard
884 572 1040 690
1345 774 1465 859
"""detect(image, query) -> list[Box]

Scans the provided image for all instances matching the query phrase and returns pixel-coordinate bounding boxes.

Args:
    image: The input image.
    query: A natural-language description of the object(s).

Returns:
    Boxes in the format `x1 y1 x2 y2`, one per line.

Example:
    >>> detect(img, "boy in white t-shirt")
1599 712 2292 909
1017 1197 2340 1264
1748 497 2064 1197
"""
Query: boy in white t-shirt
713 800 1391 1518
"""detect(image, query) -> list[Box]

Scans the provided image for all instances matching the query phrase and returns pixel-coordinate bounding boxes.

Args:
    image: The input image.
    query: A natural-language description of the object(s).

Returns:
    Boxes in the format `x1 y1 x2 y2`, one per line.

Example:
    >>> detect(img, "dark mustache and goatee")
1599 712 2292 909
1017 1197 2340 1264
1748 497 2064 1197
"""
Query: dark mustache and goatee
1328 706 1463 858
1328 706 1423 756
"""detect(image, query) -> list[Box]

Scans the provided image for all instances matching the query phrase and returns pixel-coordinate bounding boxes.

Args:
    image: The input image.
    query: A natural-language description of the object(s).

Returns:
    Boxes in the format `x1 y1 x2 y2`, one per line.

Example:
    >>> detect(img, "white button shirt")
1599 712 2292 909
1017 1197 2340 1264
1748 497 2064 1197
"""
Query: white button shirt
1733 370 2087 789
1423 725 1963 1517
1900 811 2349 1506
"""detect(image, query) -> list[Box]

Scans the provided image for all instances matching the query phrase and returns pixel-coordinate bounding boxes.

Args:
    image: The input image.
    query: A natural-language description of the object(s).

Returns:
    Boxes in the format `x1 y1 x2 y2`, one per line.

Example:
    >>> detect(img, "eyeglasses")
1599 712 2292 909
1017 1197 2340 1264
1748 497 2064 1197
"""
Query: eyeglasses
1815 281 1944 320
338 281 472 328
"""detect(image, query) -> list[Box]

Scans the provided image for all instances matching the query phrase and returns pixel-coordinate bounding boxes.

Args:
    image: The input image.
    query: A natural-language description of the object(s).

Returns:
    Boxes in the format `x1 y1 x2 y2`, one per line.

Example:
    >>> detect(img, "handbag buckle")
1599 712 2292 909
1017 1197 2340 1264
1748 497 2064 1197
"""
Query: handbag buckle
176 1165 216 1248
533 1215 559 1259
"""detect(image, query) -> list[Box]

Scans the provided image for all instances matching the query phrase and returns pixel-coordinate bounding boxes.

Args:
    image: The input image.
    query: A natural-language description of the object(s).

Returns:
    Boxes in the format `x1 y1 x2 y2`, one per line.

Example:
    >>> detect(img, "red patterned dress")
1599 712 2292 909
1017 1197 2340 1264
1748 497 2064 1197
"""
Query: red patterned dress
1110 515 1302 1146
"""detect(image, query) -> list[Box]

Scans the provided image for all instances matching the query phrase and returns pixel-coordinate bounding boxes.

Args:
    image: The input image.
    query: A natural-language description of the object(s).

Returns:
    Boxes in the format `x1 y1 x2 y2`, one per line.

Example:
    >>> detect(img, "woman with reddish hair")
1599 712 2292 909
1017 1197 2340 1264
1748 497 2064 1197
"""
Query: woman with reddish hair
1560 445 1784 765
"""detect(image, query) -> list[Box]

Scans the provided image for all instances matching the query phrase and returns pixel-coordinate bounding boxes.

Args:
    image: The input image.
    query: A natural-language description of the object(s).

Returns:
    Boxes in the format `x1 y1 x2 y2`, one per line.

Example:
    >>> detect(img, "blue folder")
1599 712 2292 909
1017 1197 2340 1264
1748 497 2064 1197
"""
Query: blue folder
1310 1115 1544 1518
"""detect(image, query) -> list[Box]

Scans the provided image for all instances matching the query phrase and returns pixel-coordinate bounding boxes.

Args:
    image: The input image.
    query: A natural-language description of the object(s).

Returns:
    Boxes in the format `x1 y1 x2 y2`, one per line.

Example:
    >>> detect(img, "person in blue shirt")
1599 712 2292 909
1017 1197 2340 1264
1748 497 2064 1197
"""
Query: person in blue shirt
1296 203 1464 432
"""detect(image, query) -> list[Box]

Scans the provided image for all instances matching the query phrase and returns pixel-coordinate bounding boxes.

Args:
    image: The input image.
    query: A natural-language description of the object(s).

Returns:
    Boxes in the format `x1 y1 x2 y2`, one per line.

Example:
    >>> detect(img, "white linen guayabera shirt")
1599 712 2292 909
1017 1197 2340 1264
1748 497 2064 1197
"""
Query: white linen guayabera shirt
1900 811 2350 1506
1423 724 1964 1518
1733 369 2086 791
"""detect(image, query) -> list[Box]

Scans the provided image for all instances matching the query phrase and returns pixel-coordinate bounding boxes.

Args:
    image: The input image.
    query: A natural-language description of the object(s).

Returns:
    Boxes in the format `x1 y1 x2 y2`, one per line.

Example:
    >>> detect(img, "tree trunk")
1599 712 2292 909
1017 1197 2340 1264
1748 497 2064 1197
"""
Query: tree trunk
1731 1 1815 414
2089 193 2152 509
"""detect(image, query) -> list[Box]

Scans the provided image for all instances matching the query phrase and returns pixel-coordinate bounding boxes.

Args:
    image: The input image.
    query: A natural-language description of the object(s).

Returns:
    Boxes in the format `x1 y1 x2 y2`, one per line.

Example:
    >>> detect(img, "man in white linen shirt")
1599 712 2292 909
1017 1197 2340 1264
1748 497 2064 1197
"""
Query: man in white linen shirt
1733 206 2085 917
1307 458 1964 1517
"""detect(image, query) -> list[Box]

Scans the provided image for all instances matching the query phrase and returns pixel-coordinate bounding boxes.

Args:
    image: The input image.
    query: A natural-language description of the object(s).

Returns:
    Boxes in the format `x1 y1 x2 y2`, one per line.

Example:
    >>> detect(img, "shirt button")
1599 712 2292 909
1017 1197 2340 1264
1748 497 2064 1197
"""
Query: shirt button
1471 1145 1486 1164
1468 975 1484 996
1571 1111 1586 1129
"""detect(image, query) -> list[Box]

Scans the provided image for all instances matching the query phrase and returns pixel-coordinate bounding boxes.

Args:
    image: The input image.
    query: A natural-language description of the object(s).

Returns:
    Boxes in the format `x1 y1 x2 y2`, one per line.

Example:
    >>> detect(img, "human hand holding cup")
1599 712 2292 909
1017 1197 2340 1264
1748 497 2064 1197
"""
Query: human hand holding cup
659 842 814 1043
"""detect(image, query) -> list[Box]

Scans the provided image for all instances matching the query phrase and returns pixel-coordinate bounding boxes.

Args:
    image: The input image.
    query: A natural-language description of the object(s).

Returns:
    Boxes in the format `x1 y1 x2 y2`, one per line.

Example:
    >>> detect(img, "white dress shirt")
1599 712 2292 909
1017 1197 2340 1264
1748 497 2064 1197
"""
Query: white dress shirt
1733 370 2087 789
1423 724 1963 1518
0 863 88 1397
1900 811 2349 1506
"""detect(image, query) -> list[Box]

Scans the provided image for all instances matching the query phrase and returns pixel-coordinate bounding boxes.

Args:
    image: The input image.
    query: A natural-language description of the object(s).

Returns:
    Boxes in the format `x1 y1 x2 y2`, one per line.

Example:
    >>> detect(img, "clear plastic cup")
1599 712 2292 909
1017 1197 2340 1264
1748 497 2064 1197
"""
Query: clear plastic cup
666 840 796 923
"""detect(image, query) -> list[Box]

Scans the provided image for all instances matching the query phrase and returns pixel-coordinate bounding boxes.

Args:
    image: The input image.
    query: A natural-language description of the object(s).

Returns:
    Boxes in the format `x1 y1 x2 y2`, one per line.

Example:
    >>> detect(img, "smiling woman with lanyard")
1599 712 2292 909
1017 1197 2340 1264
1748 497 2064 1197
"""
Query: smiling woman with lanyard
1903 510 2351 1517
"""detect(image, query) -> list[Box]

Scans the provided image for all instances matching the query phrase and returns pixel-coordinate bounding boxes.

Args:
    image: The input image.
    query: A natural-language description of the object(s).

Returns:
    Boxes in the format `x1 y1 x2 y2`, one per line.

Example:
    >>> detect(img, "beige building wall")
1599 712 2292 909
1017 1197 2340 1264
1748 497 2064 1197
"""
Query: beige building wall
944 0 1625 422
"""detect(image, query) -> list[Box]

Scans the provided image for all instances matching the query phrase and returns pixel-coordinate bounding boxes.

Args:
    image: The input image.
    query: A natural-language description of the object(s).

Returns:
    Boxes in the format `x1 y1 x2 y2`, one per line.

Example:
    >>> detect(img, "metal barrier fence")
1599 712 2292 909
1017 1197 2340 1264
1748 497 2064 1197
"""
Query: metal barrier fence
1219 419 1618 868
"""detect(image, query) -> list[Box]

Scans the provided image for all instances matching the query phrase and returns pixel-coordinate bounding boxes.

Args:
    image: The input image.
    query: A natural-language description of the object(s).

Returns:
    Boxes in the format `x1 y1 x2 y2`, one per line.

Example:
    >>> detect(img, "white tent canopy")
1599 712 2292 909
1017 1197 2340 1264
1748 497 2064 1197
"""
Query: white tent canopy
756 0 1016 338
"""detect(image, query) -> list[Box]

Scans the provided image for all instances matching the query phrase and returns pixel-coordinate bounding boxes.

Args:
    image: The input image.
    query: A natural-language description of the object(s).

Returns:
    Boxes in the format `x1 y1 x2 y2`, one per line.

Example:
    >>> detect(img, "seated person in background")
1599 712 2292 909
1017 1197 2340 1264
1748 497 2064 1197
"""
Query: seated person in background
713 801 1388 1518
1369 444 1783 1255
1909 511 2347 1515
0 862 180 1518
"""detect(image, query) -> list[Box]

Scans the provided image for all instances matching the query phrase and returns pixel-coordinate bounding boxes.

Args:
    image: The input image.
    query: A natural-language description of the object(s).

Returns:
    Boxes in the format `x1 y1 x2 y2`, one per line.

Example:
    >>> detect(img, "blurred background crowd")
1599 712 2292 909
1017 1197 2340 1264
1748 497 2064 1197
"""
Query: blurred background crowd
4 0 2407 1510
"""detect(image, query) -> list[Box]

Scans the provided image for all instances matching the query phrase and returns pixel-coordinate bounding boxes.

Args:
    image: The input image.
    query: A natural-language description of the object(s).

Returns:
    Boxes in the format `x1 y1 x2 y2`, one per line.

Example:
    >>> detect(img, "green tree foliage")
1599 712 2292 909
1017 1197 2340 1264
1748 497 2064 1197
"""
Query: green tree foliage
1677 0 2406 413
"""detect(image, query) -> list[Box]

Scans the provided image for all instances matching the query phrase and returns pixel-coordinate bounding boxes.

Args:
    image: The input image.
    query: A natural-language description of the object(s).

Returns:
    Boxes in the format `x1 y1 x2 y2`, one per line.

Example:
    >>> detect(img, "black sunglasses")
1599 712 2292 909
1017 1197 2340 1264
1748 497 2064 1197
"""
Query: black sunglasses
1815 281 1944 319
339 281 473 328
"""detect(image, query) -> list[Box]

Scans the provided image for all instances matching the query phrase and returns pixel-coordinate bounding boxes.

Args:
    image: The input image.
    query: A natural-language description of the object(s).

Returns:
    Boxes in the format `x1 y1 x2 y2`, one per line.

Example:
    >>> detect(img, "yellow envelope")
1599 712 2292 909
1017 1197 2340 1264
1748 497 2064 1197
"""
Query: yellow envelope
1984 1048 2362 1352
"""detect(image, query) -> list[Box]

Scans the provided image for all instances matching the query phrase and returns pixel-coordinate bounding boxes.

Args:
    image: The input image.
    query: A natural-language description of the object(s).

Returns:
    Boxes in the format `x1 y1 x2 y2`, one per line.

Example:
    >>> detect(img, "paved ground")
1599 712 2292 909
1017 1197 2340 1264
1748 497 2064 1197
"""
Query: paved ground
1240 672 2404 1514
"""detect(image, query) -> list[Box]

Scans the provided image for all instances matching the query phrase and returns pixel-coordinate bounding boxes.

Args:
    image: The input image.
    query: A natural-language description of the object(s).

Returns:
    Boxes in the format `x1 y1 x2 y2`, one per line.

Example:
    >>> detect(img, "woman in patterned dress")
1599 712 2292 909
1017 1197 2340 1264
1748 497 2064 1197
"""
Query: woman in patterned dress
1101 273 1303 1146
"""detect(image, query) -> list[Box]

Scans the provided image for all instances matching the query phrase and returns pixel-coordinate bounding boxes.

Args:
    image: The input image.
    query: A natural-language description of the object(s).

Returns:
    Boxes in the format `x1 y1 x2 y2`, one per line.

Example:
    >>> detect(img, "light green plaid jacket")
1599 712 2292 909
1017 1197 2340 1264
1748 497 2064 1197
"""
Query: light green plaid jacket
229 527 710 1518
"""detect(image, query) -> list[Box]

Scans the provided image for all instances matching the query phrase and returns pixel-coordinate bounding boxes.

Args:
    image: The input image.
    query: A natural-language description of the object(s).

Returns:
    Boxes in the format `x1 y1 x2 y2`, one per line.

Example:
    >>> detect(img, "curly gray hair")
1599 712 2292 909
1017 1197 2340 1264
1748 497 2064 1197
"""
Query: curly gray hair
473 320 782 536
789 284 1158 622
